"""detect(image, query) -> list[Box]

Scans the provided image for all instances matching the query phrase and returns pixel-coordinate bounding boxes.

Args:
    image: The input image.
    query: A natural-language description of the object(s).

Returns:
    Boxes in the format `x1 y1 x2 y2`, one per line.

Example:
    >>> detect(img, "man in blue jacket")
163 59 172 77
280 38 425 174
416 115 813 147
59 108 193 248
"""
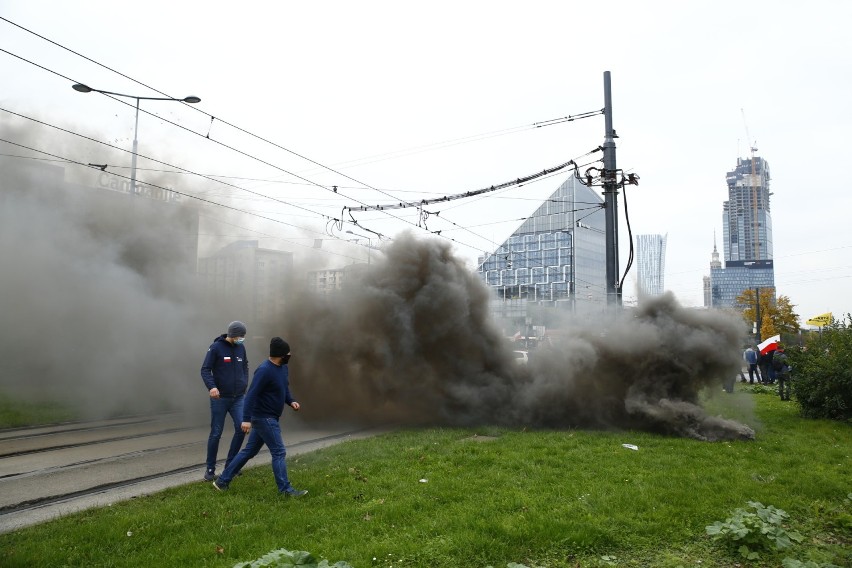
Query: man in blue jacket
213 337 307 497
200 321 249 482
743 346 761 384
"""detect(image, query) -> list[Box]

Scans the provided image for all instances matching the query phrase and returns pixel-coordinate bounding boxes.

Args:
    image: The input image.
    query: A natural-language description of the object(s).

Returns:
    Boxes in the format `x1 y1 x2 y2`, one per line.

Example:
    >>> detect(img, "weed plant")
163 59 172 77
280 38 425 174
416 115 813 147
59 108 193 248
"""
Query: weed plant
1 384 849 568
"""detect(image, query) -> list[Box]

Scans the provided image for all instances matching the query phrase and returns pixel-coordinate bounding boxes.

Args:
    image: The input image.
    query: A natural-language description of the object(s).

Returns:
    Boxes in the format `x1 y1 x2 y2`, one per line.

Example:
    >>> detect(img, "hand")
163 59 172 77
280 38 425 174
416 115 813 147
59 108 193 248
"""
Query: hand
209 388 220 399
241 421 251 433
290 401 301 411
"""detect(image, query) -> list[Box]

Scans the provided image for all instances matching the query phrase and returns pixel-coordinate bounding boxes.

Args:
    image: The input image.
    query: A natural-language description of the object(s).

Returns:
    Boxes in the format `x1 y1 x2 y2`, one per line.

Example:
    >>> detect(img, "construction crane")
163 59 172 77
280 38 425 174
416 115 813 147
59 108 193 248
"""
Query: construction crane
741 109 760 259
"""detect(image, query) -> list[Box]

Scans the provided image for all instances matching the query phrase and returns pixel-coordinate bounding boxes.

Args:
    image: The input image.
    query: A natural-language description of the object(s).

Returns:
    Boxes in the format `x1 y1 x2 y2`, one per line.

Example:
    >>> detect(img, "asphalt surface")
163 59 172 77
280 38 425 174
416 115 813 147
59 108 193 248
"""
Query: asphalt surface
0 413 384 534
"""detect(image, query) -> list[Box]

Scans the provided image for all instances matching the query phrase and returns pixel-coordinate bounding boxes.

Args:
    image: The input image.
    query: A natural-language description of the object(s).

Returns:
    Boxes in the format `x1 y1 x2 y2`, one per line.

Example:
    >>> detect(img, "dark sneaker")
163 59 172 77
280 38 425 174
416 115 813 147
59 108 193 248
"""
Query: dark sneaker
203 470 216 482
282 488 308 497
212 480 228 491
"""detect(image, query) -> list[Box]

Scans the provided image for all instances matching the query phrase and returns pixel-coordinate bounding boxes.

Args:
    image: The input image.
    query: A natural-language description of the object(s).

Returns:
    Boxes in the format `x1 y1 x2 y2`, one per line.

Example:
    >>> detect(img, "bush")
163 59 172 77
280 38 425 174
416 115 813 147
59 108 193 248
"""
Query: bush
706 501 804 560
233 549 352 568
788 314 852 421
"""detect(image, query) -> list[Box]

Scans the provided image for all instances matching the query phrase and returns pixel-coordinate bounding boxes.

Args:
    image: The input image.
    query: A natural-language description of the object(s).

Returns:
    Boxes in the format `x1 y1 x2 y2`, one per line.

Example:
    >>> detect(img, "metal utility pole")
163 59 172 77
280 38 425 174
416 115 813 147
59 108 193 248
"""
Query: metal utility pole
754 287 762 343
602 71 621 306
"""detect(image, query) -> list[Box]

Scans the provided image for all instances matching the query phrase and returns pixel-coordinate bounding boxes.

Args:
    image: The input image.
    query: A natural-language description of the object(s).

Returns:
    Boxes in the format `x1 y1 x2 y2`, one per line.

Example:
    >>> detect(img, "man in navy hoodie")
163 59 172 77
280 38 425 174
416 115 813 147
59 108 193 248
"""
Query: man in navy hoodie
213 337 307 497
200 321 249 481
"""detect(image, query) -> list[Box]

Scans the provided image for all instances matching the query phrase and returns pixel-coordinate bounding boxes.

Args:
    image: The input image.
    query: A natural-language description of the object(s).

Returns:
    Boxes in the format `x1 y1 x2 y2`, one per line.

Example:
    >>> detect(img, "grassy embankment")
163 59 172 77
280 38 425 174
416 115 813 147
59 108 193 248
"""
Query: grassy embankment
1 385 849 567
0 391 77 428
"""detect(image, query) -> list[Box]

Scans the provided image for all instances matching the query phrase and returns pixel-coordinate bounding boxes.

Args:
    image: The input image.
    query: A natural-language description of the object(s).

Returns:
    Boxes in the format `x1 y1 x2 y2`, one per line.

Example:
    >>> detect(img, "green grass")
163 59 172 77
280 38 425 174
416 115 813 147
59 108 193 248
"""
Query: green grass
1 386 850 568
0 391 77 428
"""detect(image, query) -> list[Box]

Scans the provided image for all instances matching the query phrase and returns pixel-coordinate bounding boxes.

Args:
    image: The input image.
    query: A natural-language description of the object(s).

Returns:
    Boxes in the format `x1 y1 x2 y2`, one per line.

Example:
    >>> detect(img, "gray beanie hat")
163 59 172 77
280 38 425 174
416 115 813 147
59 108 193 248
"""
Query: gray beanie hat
227 321 247 338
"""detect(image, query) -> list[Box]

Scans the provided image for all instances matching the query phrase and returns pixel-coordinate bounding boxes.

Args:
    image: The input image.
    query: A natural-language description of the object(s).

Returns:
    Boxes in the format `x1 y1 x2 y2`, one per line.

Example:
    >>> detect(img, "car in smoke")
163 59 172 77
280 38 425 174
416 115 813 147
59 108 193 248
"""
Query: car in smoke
512 350 529 365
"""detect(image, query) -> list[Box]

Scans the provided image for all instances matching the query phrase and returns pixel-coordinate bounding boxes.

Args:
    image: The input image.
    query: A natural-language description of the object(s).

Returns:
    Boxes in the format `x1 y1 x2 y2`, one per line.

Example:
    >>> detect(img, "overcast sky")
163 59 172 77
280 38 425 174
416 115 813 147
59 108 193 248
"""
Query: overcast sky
2 0 850 324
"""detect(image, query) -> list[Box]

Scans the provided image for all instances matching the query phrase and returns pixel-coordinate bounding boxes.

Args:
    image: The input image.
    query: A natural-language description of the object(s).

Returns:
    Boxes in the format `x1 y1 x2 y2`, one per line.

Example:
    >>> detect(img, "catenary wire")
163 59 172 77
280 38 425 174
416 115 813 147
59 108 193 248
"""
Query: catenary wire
0 23 605 240
0 20 609 260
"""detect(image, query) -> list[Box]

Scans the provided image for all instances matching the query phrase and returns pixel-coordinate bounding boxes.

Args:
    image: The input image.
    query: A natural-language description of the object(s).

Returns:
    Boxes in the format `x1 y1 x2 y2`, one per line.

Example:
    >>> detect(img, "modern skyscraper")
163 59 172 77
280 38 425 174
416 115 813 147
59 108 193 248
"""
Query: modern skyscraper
477 175 607 322
636 233 667 296
722 157 773 261
708 156 775 308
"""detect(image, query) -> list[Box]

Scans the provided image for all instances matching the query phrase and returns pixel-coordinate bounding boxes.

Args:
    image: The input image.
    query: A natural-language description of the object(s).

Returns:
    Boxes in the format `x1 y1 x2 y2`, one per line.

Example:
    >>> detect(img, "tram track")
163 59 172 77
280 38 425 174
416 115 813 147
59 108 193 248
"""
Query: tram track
0 418 384 534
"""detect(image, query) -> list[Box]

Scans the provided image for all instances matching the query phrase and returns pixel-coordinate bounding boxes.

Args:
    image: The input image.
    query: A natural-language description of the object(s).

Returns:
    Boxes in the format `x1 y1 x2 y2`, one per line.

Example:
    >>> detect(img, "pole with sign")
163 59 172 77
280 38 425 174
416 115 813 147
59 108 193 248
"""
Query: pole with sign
806 312 832 327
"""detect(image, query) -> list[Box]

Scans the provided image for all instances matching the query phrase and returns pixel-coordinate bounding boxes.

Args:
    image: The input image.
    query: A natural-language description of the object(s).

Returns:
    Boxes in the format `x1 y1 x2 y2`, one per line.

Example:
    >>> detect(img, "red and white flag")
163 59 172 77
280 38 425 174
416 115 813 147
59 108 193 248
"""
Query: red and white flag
224 356 232 362
758 335 780 355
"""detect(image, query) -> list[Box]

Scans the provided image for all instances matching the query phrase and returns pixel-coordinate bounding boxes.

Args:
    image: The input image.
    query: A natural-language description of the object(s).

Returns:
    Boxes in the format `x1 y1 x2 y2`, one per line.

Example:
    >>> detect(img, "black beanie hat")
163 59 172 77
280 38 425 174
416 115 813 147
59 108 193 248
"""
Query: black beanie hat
270 337 290 357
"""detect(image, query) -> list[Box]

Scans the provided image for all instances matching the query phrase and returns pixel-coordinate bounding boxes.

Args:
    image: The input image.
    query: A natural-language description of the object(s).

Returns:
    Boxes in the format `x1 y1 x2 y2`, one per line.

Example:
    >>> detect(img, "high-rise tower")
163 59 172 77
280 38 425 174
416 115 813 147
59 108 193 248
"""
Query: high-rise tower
636 234 667 296
709 156 775 308
722 157 772 262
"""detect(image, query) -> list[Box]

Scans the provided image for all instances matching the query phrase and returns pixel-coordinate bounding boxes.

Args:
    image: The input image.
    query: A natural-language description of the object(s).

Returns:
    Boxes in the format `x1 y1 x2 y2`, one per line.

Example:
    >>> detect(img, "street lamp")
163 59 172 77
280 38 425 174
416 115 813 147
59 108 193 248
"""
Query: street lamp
71 83 200 197
345 230 373 265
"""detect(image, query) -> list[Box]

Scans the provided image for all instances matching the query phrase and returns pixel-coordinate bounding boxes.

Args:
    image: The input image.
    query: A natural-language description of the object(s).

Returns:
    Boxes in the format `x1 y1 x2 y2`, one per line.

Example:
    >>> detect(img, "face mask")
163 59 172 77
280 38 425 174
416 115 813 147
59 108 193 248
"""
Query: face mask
282 354 291 364
234 338 245 345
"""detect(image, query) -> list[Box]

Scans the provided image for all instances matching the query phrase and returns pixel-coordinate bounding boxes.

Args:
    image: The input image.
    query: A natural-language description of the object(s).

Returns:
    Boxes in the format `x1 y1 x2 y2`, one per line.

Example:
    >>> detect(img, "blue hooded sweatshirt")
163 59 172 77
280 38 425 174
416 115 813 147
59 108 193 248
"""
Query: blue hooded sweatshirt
200 334 249 396
242 359 295 422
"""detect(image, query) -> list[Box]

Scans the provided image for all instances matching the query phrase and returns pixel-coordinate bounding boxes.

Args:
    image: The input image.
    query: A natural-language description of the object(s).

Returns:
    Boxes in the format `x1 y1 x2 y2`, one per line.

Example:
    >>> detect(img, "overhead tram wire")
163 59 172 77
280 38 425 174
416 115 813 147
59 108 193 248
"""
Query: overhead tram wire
345 149 601 213
374 152 604 252
414 167 604 245
1 19 606 256
1 48 487 253
0 107 334 222
1 29 519 237
0 46 426 239
295 109 603 174
0 136 356 258
0 21 606 226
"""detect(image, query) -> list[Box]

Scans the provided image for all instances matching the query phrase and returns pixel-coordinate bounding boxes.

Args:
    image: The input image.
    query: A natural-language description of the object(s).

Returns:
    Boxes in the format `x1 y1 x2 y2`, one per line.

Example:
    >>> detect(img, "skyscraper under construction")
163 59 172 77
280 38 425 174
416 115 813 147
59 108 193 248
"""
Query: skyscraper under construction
708 156 775 308
722 156 772 262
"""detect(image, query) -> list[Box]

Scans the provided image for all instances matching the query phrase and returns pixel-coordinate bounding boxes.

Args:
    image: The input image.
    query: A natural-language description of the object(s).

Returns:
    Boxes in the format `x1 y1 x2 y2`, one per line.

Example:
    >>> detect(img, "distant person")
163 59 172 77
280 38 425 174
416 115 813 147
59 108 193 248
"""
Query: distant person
773 346 793 401
758 348 774 385
213 337 307 497
200 321 249 482
743 346 761 384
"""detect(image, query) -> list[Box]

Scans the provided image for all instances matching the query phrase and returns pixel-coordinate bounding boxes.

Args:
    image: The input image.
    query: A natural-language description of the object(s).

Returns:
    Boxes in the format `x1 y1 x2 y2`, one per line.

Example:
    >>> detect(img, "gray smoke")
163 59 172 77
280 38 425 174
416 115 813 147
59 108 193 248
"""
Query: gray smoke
0 139 224 420
283 233 754 441
0 127 753 440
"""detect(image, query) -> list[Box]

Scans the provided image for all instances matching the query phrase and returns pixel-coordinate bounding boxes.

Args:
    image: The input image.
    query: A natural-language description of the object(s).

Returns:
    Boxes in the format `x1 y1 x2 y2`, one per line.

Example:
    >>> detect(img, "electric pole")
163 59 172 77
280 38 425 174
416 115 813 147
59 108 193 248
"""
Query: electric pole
602 71 621 306
754 287 762 343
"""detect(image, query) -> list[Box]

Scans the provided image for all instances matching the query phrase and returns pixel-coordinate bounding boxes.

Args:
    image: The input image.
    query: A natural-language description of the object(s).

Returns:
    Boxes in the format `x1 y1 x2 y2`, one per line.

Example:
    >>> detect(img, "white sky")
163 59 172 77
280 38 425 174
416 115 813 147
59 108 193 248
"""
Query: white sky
2 0 850 324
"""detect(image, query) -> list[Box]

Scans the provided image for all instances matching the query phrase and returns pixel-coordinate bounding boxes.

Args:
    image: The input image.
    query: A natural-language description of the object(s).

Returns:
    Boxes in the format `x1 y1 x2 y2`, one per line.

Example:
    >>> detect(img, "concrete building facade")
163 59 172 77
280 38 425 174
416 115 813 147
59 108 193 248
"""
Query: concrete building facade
197 240 293 329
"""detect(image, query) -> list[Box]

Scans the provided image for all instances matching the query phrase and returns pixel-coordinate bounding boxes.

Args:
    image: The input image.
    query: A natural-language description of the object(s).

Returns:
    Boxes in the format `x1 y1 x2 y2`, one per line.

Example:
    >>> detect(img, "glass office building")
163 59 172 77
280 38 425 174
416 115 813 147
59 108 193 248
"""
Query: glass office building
636 233 667 296
477 175 606 320
710 260 775 308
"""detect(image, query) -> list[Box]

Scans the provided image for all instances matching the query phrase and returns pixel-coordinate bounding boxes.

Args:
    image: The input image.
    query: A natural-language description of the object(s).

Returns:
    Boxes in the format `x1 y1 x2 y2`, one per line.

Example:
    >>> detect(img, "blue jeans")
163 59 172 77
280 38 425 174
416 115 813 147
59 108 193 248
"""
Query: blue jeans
206 395 245 472
217 417 292 492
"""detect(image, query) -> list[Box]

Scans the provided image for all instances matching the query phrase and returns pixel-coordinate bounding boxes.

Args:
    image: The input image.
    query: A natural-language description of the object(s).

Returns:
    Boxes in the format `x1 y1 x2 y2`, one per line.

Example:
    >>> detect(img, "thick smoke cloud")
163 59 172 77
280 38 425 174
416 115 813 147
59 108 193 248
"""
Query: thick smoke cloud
1 134 753 441
0 148 223 420
284 233 754 441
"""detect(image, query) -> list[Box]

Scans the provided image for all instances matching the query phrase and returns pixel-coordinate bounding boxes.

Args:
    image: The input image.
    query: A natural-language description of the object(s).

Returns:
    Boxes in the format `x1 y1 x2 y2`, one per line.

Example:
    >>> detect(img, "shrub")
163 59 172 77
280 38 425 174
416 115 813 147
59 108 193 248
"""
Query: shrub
232 549 352 568
706 501 804 560
789 314 852 421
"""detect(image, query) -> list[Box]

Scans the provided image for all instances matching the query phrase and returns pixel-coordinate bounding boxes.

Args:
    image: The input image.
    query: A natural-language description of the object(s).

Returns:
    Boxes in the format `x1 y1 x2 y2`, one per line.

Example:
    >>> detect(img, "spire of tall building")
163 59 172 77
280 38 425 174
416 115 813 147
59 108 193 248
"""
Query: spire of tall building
710 231 722 269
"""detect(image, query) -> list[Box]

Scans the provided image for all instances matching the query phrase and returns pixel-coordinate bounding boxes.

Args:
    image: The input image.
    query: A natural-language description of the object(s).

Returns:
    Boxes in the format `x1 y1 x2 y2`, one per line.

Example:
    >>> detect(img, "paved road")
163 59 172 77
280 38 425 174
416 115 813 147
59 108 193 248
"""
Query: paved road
0 413 383 534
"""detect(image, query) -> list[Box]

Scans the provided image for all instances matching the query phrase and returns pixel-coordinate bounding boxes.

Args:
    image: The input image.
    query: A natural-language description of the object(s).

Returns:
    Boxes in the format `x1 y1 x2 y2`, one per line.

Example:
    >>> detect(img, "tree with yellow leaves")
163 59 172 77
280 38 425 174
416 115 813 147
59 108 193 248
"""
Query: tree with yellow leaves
735 287 800 340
